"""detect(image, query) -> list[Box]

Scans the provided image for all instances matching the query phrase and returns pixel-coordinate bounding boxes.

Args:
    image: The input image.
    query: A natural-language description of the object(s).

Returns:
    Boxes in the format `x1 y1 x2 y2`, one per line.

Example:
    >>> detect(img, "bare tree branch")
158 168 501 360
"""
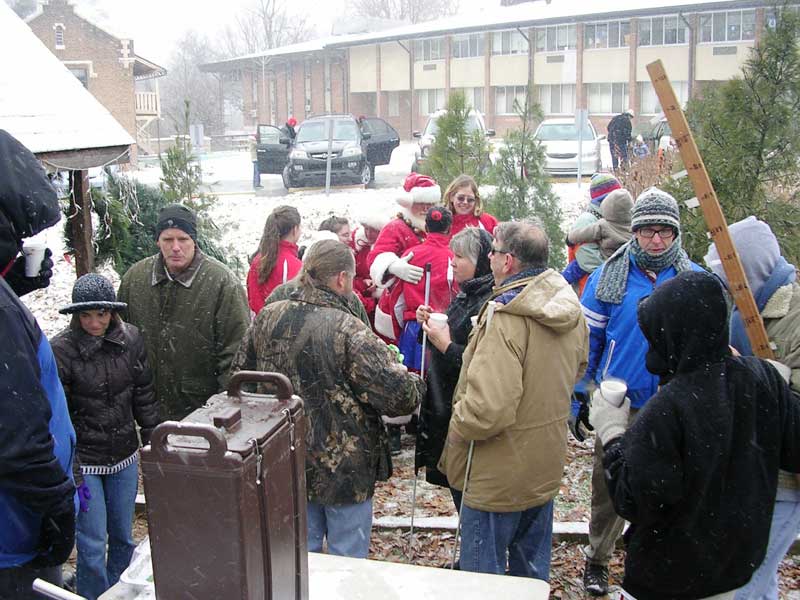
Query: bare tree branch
216 0 314 58
345 0 459 24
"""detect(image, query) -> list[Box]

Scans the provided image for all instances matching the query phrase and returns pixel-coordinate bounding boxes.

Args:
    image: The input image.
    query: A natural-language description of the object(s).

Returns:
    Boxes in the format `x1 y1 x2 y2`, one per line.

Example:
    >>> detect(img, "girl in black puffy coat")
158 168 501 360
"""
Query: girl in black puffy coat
51 274 158 600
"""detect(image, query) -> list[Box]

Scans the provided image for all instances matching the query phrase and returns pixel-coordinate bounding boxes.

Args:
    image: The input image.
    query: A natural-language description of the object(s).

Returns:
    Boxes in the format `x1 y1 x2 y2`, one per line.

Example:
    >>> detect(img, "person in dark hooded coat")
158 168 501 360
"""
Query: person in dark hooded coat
589 270 800 600
413 227 495 506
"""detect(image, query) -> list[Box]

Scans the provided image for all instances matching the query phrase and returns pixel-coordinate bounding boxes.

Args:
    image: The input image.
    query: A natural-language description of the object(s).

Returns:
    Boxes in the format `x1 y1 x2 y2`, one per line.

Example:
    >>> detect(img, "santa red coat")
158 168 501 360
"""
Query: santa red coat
246 240 301 314
367 216 425 285
450 212 498 237
350 227 376 316
375 233 457 339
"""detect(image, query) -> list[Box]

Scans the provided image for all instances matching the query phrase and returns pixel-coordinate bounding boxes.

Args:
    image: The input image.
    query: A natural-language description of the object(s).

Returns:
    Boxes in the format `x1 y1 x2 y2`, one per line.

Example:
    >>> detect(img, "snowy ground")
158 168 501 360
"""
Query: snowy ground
22 143 590 334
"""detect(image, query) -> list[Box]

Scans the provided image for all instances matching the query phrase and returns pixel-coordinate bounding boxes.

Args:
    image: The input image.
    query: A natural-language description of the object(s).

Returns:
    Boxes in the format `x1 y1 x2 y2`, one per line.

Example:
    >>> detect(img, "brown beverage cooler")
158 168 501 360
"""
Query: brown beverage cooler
141 371 309 600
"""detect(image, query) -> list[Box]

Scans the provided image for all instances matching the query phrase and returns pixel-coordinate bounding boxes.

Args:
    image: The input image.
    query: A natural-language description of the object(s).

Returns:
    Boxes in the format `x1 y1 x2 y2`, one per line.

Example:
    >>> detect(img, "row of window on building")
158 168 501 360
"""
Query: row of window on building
412 8 765 60
401 81 689 118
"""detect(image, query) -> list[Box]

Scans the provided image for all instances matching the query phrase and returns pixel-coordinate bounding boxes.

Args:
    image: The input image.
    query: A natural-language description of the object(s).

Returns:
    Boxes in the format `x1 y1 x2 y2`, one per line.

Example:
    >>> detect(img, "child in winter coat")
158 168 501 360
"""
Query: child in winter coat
377 206 457 370
50 274 159 600
564 188 633 281
247 205 302 314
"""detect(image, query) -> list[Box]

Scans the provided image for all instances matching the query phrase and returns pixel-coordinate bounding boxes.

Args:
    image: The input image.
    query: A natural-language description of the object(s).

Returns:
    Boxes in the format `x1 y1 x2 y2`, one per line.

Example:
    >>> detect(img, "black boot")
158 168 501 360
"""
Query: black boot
583 559 609 596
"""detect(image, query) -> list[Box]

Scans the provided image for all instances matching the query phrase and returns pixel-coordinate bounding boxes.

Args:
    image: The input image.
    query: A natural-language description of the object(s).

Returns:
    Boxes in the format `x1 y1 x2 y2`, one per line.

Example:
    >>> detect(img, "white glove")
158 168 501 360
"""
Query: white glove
388 252 424 284
766 359 792 384
589 389 630 445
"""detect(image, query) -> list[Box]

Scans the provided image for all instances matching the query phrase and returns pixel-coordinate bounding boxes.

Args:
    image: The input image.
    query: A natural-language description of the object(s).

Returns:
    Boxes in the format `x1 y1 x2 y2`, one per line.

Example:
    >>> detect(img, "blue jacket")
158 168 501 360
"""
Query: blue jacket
0 277 77 568
580 254 703 409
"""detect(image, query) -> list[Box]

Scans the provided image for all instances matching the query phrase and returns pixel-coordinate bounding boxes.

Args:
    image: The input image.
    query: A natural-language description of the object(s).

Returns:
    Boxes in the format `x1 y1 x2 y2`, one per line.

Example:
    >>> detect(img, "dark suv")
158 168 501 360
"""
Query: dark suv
257 115 399 189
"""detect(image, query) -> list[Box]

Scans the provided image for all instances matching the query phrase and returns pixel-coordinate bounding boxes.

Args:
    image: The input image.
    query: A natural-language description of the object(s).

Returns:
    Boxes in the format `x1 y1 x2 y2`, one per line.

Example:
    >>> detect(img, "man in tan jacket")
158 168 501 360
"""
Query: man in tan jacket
439 220 588 582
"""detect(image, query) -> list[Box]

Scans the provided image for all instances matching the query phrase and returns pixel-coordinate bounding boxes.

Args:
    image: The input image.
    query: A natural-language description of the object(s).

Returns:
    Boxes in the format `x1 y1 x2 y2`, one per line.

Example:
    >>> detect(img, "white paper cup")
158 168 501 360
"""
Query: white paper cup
600 379 628 408
22 242 46 277
470 316 478 328
428 313 448 330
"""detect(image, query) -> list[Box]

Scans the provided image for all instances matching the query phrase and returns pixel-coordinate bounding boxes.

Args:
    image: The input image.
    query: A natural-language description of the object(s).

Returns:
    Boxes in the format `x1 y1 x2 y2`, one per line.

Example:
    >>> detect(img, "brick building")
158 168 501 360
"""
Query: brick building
203 0 791 139
26 0 166 158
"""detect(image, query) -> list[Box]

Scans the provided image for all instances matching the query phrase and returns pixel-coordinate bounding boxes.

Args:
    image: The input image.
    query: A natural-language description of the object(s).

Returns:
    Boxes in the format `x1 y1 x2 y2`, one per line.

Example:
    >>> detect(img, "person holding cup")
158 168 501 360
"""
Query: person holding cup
413 227 495 509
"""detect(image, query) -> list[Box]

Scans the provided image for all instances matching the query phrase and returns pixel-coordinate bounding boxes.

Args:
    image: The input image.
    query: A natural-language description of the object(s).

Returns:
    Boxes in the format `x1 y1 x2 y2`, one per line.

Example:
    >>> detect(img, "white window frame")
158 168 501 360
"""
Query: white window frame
458 87 485 113
638 14 689 47
414 38 445 62
533 84 576 116
534 24 577 52
388 91 400 118
492 30 529 55
494 85 528 116
54 23 65 49
452 34 484 59
418 89 445 116
584 20 630 49
699 9 757 43
586 82 629 115
638 80 689 115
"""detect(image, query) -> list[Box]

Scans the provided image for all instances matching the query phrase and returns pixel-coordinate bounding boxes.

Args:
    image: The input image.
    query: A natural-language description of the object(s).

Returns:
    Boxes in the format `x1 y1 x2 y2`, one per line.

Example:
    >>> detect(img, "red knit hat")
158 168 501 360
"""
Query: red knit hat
287 116 297 127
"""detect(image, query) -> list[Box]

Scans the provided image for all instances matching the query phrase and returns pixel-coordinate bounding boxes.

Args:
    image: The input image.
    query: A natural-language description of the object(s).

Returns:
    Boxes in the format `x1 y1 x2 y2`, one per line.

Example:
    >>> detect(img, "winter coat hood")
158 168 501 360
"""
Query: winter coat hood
638 270 730 383
600 189 633 225
496 269 585 334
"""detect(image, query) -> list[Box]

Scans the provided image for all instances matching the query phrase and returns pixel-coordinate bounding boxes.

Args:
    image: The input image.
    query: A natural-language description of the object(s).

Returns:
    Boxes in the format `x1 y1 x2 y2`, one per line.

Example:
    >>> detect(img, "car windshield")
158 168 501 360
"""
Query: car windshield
424 114 481 137
296 119 358 143
535 123 595 141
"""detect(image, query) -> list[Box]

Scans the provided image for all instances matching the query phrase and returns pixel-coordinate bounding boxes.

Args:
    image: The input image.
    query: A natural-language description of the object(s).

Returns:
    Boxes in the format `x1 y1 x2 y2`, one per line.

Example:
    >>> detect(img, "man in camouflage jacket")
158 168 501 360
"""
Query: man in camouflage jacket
232 240 423 558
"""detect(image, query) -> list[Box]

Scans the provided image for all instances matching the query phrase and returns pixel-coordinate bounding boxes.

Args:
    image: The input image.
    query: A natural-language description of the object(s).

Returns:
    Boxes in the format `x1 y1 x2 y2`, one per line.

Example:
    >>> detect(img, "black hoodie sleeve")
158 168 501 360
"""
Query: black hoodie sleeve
130 328 159 436
0 294 73 514
603 401 686 525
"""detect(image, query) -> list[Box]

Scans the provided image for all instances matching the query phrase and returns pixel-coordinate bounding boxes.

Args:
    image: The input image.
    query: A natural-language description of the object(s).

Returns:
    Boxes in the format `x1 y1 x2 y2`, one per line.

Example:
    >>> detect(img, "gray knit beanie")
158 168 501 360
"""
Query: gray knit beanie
631 187 680 232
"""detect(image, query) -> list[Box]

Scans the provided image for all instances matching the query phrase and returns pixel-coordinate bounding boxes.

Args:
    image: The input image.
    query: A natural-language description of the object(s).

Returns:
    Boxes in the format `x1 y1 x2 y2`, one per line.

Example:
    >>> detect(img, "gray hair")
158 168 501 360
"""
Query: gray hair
449 228 482 265
494 220 549 270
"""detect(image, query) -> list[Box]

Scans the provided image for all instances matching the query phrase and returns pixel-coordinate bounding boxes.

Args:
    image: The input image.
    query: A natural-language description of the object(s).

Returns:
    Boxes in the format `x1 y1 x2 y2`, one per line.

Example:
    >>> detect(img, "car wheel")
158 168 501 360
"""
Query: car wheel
360 163 372 186
282 166 294 190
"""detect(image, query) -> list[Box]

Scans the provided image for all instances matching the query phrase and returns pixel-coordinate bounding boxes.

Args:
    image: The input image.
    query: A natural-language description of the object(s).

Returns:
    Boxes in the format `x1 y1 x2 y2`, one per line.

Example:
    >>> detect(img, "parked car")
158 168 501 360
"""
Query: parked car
534 118 603 175
643 117 675 157
411 109 496 172
258 115 399 189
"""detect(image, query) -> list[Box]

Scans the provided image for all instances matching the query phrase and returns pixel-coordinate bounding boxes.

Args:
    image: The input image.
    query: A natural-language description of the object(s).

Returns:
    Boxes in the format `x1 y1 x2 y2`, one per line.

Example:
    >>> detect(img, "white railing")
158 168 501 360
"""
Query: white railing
135 91 160 116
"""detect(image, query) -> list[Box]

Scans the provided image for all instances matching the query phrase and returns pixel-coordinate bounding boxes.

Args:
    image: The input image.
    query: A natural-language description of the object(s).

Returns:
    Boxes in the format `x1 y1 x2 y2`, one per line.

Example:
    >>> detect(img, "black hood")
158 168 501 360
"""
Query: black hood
0 131 61 261
637 270 730 384
475 228 493 279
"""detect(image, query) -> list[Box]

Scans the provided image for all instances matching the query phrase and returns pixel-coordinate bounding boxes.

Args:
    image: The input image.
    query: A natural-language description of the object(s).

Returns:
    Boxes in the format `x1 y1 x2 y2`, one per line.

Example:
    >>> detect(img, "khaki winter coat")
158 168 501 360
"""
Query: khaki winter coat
764 281 800 491
439 269 588 512
117 251 250 420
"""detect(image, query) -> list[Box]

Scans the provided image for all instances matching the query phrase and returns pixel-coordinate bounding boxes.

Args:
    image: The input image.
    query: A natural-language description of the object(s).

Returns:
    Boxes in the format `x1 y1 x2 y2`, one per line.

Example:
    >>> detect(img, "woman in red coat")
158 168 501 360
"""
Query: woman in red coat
246 205 302 314
443 174 497 236
367 173 441 290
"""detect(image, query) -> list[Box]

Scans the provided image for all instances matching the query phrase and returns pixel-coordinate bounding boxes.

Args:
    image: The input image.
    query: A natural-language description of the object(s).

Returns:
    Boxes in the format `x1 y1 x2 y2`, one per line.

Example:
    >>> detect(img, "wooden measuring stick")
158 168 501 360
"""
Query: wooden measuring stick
646 60 775 359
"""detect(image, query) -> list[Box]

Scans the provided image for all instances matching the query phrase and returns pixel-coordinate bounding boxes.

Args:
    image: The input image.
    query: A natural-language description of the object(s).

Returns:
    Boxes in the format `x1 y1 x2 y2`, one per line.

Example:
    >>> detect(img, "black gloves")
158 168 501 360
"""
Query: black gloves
568 391 594 443
31 502 76 568
5 248 53 297
140 428 153 447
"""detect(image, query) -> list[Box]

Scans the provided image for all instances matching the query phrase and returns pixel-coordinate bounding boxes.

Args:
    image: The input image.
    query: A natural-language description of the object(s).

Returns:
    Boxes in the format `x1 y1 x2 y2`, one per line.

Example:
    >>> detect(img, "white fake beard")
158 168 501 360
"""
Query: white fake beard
400 206 426 231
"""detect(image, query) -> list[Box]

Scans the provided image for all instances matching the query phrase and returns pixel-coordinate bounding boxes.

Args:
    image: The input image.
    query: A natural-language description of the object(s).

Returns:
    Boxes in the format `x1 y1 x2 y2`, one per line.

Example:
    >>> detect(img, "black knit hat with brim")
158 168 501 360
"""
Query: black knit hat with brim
59 273 127 314
155 204 197 241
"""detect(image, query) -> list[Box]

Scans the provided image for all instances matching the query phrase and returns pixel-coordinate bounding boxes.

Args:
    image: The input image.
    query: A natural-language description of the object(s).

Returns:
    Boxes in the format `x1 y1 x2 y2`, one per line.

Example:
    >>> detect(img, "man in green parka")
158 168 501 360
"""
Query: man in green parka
118 204 249 420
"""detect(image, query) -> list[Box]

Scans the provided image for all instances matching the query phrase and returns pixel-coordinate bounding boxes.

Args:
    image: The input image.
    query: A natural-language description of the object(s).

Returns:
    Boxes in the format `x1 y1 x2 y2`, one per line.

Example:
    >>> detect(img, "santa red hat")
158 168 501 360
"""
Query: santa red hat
397 173 441 209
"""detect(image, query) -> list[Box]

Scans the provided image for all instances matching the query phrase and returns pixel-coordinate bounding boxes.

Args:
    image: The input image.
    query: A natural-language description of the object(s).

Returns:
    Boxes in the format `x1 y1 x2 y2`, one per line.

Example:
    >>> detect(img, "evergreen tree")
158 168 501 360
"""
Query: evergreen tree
423 91 491 191
485 93 565 268
665 5 800 264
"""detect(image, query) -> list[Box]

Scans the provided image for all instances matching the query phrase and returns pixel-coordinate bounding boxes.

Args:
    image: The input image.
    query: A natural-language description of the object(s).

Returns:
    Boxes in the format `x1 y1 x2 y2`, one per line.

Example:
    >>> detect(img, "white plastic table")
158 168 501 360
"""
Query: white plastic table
100 540 550 600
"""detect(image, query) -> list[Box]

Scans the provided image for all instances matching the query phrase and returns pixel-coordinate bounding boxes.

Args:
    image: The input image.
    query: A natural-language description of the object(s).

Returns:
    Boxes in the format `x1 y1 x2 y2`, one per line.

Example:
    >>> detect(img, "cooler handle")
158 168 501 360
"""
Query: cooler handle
227 370 294 402
148 422 228 461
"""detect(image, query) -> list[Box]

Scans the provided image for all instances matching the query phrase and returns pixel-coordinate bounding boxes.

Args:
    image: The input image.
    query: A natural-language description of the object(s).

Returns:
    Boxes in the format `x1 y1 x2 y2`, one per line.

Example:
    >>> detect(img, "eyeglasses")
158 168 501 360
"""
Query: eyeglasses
490 246 513 257
455 194 476 204
637 227 676 240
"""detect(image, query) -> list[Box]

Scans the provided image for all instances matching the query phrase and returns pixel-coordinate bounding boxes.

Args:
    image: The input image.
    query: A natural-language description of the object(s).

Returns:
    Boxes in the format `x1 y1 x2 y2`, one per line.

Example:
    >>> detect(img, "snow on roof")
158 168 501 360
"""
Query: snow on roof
26 0 131 42
0 2 134 157
324 0 770 47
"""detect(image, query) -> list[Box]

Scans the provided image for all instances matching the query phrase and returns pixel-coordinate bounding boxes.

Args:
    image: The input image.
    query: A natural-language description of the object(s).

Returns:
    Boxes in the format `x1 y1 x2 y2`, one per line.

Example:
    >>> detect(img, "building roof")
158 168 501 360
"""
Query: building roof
201 0 772 72
0 2 133 167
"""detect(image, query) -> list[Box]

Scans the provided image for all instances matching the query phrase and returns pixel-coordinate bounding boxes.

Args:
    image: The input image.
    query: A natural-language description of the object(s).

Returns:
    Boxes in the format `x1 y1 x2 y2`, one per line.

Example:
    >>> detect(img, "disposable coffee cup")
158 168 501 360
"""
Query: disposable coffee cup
428 313 448 330
600 379 628 408
470 316 478 328
22 242 46 277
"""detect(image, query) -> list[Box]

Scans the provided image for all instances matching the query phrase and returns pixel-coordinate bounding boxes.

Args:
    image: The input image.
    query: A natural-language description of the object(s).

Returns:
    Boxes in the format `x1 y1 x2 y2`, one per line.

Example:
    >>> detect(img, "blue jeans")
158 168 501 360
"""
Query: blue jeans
735 493 800 600
252 161 261 188
76 458 138 600
459 499 554 581
307 498 373 558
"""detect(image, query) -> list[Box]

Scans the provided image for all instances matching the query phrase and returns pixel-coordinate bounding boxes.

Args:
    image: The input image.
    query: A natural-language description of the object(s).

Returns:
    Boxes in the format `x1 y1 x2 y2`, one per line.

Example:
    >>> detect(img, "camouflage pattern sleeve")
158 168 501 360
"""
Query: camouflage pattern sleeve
346 326 424 418
230 321 258 376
